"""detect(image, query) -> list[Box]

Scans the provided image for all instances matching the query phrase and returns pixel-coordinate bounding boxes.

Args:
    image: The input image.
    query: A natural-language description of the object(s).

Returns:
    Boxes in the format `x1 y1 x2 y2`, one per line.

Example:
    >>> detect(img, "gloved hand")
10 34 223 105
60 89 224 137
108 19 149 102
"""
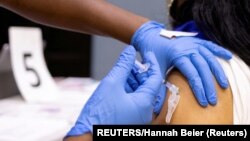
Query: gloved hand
126 62 166 115
131 21 232 108
66 46 162 137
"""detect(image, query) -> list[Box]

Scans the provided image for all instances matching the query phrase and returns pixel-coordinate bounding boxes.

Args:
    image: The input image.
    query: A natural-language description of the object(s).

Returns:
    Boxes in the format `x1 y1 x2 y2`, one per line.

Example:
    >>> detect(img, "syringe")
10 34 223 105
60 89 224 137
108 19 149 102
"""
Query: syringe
134 60 150 74
134 60 180 124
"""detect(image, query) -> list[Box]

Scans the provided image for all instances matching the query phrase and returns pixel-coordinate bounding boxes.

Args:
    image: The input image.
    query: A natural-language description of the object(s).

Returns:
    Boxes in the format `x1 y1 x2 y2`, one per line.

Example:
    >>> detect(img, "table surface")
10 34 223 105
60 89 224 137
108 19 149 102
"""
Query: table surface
0 77 99 141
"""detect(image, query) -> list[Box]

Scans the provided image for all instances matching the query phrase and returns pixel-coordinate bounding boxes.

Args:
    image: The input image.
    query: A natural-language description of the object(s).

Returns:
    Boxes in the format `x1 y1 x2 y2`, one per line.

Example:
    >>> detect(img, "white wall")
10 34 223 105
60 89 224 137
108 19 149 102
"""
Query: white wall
91 0 169 79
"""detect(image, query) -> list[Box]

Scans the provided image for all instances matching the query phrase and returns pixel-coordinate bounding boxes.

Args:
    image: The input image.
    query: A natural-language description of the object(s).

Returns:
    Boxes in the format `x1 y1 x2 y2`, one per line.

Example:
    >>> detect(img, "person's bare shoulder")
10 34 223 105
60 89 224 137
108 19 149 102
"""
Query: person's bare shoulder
153 70 233 125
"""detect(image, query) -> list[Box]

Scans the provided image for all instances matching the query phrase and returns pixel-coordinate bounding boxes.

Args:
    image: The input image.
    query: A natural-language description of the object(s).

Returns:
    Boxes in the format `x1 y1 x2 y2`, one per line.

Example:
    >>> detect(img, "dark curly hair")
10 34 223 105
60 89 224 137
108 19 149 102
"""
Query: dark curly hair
170 0 250 66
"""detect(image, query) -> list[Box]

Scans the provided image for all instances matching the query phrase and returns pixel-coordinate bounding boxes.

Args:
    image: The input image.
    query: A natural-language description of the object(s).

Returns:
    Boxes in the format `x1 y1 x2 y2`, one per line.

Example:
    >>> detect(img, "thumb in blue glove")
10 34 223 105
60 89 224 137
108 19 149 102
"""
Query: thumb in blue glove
66 46 162 137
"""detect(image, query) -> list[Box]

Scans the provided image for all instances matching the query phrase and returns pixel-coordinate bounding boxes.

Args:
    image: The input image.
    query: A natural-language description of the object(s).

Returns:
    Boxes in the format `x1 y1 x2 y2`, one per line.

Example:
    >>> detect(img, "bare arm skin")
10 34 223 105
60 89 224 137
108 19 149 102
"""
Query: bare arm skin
153 70 233 124
0 0 148 43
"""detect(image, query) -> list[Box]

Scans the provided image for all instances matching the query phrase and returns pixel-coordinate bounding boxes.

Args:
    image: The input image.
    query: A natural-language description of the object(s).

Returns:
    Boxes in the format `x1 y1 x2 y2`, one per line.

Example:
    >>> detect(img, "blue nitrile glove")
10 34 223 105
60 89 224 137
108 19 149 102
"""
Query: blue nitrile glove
126 62 166 115
131 21 232 108
66 46 162 137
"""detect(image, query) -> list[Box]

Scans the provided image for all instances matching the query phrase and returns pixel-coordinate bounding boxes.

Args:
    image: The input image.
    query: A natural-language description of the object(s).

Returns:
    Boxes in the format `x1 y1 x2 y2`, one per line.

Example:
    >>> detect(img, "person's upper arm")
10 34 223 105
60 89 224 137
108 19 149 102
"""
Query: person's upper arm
153 70 233 124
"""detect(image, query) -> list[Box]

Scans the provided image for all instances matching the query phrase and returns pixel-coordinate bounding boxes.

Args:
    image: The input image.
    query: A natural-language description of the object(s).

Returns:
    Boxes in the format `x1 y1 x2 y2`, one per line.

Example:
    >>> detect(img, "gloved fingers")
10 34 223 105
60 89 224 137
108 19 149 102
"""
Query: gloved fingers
200 40 232 60
127 62 150 91
199 47 229 88
135 52 162 96
153 83 167 115
190 53 217 105
174 57 208 107
125 82 134 93
106 46 136 84
132 63 149 84
127 73 139 91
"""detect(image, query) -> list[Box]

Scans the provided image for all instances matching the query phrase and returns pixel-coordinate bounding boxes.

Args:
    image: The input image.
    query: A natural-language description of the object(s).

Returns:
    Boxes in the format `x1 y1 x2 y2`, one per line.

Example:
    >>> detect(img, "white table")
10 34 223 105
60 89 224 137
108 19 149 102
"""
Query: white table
0 78 99 141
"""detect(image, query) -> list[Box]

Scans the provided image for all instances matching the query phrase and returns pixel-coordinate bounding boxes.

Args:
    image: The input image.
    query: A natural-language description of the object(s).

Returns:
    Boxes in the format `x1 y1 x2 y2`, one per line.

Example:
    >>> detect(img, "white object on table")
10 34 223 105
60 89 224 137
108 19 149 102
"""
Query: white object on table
6 26 101 141
9 27 59 103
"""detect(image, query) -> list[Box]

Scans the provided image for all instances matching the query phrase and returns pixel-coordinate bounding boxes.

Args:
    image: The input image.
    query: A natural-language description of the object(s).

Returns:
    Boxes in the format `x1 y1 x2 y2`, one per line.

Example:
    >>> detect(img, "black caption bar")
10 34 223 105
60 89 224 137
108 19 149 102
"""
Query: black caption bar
93 125 250 140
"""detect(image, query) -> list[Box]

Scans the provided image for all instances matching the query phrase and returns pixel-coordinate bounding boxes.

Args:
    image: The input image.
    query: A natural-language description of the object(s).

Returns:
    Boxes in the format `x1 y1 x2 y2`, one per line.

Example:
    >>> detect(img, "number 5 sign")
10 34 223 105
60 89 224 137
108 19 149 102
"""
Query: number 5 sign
9 27 59 103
